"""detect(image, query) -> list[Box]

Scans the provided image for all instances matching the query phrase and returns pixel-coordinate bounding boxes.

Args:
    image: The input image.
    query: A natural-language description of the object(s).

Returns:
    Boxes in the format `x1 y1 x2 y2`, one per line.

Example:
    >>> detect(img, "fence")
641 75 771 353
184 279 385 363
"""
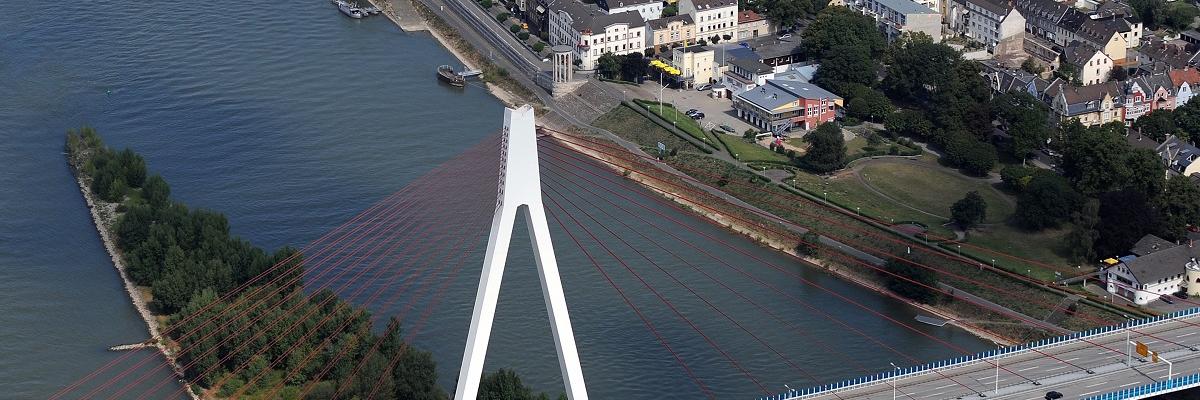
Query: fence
756 307 1200 400
1083 373 1200 400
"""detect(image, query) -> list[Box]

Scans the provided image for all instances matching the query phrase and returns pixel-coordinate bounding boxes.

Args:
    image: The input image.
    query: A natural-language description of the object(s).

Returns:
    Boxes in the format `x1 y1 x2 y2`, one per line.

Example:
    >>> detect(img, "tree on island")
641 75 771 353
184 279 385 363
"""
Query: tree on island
799 122 846 172
478 369 566 400
950 191 987 230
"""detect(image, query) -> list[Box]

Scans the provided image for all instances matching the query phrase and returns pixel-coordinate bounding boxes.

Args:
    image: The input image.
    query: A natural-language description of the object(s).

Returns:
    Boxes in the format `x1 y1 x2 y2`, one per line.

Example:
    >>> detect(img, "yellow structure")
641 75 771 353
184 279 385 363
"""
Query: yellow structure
671 45 715 86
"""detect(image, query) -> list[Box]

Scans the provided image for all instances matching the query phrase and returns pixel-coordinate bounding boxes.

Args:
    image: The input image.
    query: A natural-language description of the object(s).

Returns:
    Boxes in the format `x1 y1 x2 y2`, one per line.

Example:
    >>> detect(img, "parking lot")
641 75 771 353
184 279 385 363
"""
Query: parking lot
611 80 757 136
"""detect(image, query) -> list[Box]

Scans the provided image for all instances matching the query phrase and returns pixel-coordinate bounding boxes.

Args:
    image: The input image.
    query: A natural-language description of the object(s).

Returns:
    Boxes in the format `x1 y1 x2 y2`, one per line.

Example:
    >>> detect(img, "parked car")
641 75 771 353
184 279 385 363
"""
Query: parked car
690 111 705 119
1161 295 1175 304
1175 291 1189 299
777 33 792 40
1045 391 1063 400
696 83 712 91
719 124 735 133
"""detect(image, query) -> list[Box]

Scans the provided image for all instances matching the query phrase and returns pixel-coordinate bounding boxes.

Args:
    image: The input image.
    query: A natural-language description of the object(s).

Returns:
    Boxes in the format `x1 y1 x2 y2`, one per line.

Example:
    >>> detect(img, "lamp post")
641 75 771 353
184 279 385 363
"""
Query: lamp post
889 362 899 400
1124 314 1133 366
993 341 1001 396
659 71 665 115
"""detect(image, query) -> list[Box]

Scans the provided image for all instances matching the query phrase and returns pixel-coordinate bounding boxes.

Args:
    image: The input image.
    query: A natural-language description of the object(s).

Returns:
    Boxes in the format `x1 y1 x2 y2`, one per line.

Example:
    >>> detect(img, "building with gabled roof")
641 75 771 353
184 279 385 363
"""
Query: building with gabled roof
548 1 648 70
1015 0 1076 42
733 79 843 132
1158 135 1200 177
1169 67 1200 107
1138 39 1200 69
1055 14 1130 62
1104 234 1200 305
1046 80 1124 125
1062 42 1114 85
680 0 739 43
647 14 696 48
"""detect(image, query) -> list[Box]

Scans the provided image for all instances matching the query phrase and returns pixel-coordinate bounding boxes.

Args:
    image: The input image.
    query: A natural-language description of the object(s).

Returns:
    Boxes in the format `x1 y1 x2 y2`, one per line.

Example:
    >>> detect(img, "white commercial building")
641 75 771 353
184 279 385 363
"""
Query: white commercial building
680 0 739 44
549 1 648 70
596 0 663 21
1103 235 1200 305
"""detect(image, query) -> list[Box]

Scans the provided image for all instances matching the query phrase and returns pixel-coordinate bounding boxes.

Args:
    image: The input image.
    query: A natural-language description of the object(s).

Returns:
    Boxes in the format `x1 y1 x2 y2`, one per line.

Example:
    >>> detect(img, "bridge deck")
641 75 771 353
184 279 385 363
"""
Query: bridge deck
784 311 1200 400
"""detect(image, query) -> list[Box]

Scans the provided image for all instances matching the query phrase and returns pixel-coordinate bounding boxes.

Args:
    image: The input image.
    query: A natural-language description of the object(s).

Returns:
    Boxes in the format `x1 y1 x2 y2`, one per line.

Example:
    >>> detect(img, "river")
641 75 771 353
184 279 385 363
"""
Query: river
0 0 988 398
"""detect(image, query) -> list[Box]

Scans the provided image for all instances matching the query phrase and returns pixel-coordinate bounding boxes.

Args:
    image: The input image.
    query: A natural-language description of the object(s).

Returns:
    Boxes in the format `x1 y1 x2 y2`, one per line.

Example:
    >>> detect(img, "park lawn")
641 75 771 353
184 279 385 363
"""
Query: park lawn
788 169 956 238
593 105 701 154
857 161 1015 224
844 136 870 156
721 136 790 163
633 100 719 148
960 224 1080 280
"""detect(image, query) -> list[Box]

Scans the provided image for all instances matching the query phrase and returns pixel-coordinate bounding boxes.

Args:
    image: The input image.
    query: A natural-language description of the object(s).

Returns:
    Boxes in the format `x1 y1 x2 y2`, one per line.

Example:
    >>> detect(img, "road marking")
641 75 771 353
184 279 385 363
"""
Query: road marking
1085 381 1107 388
1120 382 1140 387
1017 366 1039 372
933 384 956 390
1178 332 1198 338
1066 357 1080 362
1080 389 1103 397
1047 366 1068 372
923 392 944 398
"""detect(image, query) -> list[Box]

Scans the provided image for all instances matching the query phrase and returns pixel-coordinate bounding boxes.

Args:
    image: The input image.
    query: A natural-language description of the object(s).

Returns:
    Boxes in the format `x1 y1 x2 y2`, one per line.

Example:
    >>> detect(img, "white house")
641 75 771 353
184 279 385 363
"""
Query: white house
596 0 663 21
1104 235 1200 305
1170 67 1200 107
549 1 648 70
952 0 1024 52
680 0 739 43
1062 43 1113 86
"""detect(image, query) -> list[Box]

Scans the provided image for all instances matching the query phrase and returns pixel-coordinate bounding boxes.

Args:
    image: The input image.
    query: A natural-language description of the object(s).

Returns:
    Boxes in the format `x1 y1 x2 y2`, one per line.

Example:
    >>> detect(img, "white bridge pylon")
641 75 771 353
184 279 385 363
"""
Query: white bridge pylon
454 105 589 400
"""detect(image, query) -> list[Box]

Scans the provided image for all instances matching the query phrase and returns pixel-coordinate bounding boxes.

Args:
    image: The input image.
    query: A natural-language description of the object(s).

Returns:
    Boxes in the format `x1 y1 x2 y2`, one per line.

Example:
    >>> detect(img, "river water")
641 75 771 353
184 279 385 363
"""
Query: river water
0 0 988 398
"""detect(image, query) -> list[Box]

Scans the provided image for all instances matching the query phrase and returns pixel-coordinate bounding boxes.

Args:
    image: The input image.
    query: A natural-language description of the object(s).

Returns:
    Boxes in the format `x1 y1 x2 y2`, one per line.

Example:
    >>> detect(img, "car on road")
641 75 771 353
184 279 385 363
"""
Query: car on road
1045 391 1063 400
696 83 712 91
1161 295 1175 304
685 109 705 119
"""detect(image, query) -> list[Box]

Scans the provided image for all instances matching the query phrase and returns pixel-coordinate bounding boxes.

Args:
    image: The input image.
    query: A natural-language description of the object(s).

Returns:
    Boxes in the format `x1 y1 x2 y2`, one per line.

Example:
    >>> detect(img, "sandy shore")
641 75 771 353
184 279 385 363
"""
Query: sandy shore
72 171 199 399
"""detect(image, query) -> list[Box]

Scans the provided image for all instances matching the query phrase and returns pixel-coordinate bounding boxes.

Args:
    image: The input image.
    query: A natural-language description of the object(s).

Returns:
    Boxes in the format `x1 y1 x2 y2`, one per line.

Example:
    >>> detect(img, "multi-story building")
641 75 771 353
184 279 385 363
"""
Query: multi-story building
1015 0 1075 42
596 0 663 21
680 0 739 43
1055 14 1129 63
1169 67 1200 107
647 14 696 49
1123 73 1175 123
671 44 716 86
1045 81 1124 126
549 1 648 70
1103 234 1199 305
736 10 774 39
733 79 843 132
950 0 1025 52
1062 42 1112 85
851 0 942 42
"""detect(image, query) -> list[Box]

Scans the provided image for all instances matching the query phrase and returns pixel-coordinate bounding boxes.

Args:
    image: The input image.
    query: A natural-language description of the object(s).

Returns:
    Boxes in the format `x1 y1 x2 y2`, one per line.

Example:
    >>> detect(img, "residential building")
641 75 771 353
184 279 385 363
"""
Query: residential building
1158 135 1200 177
1169 67 1200 107
748 37 805 67
951 0 1025 53
1092 1 1142 48
647 14 696 48
733 79 843 132
549 2 648 70
1122 73 1175 123
1139 39 1200 70
1045 81 1124 125
979 61 1046 96
680 0 739 43
1024 35 1062 70
527 0 559 37
1062 42 1113 85
722 57 776 96
1103 234 1199 305
596 0 663 20
1055 14 1129 63
851 0 943 42
672 44 716 86
1015 0 1075 42
736 10 774 39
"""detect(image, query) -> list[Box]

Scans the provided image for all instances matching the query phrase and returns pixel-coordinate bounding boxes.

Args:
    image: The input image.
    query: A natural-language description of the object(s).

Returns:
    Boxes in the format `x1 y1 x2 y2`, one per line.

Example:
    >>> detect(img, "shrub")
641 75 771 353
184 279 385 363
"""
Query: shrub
479 0 493 7
510 24 520 33
495 12 510 21
518 31 530 40
532 42 545 52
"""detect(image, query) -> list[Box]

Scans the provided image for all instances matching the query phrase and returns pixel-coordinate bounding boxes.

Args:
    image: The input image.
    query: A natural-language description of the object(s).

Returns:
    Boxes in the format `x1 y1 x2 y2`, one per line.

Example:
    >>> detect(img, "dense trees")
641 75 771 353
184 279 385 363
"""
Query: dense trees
800 122 847 172
842 84 894 122
796 231 821 256
802 7 886 58
1129 0 1199 31
812 45 875 94
992 91 1052 160
66 129 447 400
951 191 987 230
881 258 939 304
1014 171 1083 230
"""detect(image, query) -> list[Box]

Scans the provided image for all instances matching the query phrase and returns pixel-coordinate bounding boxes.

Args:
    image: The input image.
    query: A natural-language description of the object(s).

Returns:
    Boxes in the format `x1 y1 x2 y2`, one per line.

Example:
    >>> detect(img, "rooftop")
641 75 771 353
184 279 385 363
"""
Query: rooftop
736 79 842 111
674 43 712 53
555 1 645 33
738 10 766 23
1169 66 1200 87
966 0 1010 17
689 0 738 10
647 14 694 30
596 0 660 10
1122 235 1200 284
872 0 940 15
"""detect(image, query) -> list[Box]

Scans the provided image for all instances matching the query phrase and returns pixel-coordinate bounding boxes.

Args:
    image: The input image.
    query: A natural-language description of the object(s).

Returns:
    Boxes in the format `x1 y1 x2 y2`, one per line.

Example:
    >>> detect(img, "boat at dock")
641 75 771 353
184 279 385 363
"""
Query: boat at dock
437 65 466 87
332 0 365 18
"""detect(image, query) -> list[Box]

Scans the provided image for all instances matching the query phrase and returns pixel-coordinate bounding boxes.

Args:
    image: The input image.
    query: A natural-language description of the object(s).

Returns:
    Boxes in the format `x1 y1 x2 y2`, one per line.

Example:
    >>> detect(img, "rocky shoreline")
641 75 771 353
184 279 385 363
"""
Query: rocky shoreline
71 166 199 400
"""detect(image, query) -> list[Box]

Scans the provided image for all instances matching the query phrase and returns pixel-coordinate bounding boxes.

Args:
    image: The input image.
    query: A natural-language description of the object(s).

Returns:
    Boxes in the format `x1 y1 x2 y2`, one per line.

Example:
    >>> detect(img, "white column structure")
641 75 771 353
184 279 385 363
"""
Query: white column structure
454 105 589 400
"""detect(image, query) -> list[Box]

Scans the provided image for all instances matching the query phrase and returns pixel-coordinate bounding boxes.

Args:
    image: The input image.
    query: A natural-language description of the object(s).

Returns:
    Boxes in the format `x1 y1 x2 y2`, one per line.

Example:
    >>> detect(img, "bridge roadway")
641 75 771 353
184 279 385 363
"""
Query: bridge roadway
795 314 1200 400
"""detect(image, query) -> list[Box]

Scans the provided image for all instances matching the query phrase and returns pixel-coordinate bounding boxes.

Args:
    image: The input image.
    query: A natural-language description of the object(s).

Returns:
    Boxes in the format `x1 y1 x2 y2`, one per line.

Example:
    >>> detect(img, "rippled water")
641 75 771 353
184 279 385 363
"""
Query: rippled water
0 0 988 398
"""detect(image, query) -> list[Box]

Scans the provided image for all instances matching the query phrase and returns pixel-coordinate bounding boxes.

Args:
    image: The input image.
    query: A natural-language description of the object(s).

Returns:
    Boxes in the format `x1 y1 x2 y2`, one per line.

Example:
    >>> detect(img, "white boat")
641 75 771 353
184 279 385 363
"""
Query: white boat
333 0 364 18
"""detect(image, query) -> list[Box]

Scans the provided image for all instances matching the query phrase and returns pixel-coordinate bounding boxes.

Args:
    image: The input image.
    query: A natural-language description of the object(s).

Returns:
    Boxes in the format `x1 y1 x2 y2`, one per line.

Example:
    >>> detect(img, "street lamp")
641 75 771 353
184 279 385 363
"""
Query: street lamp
992 341 1002 396
889 362 899 400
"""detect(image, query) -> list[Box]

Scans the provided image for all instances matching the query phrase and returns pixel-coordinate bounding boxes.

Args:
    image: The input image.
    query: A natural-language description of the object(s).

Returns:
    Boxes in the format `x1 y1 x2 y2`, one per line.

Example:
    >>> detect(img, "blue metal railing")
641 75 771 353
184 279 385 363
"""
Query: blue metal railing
757 307 1200 400
1083 373 1200 400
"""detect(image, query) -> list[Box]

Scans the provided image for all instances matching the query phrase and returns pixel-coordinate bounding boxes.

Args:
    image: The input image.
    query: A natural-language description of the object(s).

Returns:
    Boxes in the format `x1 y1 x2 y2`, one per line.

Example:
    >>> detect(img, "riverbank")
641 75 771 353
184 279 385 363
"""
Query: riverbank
69 161 199 400
542 132 1020 345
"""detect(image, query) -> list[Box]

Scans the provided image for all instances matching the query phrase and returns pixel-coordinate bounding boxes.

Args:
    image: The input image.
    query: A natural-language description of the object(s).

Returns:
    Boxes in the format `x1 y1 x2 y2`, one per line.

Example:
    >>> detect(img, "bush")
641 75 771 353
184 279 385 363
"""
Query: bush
518 31 530 40
509 24 520 33
479 0 493 7
495 12 510 21
532 42 545 52
843 117 862 126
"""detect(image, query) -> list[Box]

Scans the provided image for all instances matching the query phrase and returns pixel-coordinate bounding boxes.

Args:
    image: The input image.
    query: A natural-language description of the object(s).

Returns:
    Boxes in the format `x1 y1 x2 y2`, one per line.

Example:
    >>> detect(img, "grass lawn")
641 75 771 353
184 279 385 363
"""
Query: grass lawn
719 135 790 163
959 224 1080 280
633 100 718 148
593 105 701 154
788 168 957 238
844 136 870 155
857 161 1015 224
